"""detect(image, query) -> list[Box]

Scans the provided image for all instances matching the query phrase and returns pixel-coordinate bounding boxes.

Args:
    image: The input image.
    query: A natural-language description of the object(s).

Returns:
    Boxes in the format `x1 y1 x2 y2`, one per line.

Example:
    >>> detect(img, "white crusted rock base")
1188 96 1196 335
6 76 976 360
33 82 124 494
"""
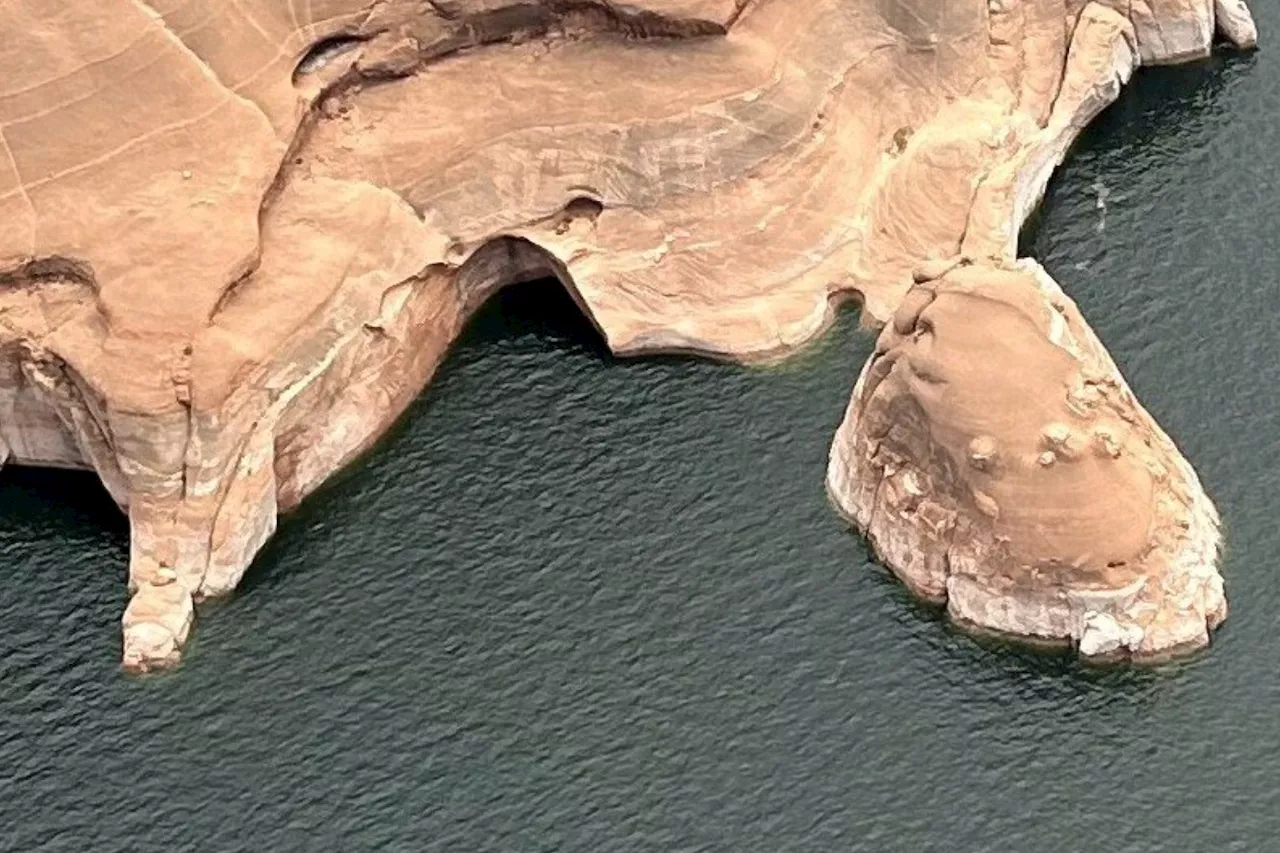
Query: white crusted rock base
827 261 1226 661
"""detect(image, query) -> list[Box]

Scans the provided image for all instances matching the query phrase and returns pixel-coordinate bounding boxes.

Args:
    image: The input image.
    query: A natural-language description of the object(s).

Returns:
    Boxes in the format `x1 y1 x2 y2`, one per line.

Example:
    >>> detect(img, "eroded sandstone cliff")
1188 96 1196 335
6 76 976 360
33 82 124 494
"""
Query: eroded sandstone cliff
0 0 1255 669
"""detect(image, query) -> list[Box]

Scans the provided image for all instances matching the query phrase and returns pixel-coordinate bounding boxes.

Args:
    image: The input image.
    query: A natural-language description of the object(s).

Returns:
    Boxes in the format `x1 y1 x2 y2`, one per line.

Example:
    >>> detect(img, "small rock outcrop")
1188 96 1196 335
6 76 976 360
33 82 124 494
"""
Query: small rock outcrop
827 262 1226 660
0 0 1255 669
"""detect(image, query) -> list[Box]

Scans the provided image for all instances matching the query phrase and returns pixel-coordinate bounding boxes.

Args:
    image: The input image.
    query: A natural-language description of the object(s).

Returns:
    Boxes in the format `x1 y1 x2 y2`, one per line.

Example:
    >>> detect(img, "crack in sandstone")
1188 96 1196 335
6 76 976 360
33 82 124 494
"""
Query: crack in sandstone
128 0 279 135
0 128 36 255
724 0 757 29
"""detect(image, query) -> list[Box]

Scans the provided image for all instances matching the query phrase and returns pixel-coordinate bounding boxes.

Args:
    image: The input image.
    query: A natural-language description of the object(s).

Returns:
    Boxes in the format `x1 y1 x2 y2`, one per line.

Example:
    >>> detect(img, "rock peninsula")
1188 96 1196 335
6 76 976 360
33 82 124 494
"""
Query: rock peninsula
0 0 1255 669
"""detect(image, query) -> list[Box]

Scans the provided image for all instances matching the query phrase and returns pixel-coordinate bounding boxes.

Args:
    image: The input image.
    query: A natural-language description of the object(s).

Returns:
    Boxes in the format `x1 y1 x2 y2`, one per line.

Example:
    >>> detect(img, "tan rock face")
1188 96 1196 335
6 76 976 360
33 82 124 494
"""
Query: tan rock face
827 263 1226 659
0 0 1255 669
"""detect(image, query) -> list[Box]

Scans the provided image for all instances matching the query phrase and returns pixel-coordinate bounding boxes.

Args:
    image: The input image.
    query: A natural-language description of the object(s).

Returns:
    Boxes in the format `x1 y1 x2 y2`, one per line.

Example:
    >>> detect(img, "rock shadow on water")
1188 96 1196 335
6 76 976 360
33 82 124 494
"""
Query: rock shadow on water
1019 50 1257 258
0 467 129 675
0 466 125 539
458 276 614 360
233 276 867 622
854 547 1206 703
1096 51 1255 139
235 276 644 598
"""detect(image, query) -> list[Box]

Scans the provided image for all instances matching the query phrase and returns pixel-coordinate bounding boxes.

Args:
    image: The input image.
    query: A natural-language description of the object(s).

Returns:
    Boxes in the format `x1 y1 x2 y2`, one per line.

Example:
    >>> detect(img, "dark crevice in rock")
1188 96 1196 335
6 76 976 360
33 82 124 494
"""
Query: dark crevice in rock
463 275 611 358
293 34 370 82
455 236 610 353
0 257 99 293
0 464 126 532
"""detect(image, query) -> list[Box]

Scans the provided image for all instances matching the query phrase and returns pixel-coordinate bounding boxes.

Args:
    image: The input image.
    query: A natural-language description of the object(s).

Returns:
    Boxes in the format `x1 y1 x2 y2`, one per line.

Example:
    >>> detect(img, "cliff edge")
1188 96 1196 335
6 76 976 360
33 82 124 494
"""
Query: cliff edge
0 0 1255 669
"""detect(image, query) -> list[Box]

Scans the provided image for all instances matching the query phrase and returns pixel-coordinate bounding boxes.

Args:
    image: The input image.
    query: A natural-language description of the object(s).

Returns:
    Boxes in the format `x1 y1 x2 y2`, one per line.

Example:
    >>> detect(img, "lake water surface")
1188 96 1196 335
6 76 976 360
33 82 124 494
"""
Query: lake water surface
2 17 1278 852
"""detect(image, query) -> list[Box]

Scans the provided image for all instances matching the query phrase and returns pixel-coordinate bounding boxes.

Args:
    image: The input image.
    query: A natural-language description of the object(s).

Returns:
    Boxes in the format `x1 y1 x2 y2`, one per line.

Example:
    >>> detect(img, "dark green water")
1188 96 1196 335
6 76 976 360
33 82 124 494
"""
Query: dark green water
3 28 1278 853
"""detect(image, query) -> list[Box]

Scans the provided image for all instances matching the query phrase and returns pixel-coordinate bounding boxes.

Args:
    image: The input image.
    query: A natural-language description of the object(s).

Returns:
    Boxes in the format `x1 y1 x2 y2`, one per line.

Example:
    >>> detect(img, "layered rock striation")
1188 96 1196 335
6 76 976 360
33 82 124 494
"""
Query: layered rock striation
0 0 1254 669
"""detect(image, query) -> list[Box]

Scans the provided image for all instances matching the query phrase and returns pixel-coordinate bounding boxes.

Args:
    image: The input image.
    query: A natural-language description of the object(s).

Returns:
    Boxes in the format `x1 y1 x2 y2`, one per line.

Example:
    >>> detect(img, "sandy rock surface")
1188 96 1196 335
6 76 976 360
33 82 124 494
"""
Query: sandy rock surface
827 262 1227 660
0 0 1255 669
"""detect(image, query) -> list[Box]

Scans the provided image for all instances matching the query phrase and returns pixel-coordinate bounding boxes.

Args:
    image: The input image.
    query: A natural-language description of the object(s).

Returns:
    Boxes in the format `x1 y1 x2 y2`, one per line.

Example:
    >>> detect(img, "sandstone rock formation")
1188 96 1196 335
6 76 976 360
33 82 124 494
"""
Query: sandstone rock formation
827 262 1226 659
0 0 1255 669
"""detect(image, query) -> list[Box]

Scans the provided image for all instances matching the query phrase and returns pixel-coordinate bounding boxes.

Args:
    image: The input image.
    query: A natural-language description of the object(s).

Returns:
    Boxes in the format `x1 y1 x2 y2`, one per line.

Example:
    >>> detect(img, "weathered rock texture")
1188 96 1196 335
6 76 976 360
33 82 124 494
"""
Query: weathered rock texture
0 0 1254 669
827 262 1226 659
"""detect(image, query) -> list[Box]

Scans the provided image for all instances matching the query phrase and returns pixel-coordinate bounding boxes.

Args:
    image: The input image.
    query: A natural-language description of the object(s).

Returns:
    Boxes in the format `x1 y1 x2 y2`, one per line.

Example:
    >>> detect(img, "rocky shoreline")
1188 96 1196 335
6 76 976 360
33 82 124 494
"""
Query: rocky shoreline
0 0 1254 669
826 261 1227 660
